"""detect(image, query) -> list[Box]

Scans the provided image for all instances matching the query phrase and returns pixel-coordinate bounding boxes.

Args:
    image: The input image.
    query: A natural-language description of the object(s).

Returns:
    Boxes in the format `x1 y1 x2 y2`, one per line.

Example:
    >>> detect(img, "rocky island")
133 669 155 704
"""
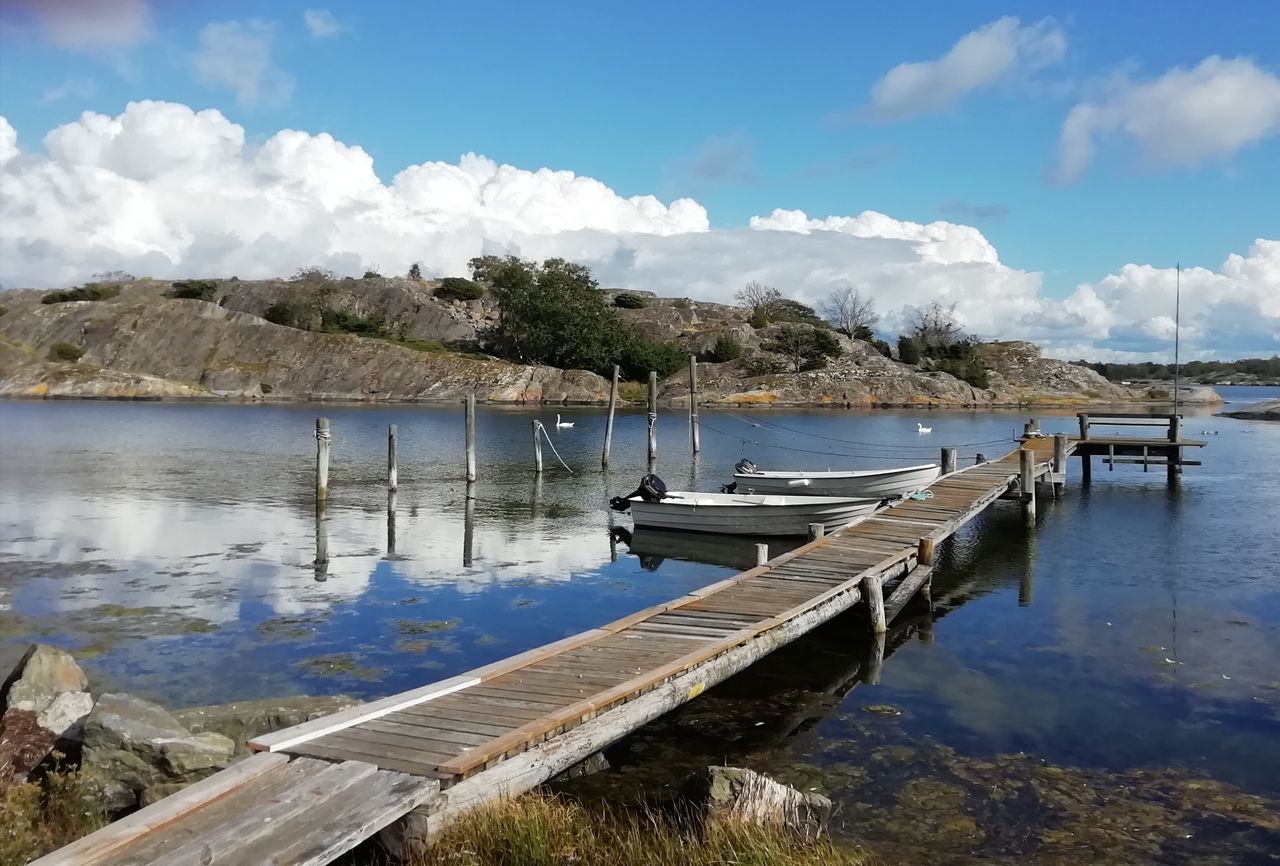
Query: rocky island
0 272 1219 408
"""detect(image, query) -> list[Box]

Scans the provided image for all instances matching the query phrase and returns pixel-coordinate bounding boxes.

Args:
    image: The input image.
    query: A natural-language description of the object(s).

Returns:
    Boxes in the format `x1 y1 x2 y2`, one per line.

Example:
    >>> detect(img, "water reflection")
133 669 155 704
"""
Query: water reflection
612 526 806 572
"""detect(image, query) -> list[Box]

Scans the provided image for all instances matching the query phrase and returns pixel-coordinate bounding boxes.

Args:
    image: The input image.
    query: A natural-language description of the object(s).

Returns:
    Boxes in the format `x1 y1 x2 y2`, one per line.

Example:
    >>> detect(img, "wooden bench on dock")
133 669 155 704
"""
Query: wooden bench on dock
1073 412 1205 480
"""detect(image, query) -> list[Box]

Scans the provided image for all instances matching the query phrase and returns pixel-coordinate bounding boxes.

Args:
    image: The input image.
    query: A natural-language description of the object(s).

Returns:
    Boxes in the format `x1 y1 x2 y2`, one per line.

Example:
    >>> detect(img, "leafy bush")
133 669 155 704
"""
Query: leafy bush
408 263 423 280
935 357 991 389
0 304 8 317
362 269 381 279
612 292 647 309
871 338 893 357
168 279 220 301
897 335 921 365
435 277 485 301
707 333 744 362
764 325 843 372
293 266 336 282
263 301 307 328
49 342 84 362
743 353 787 376
319 307 387 336
0 766 106 865
748 307 769 329
769 299 826 327
618 337 685 381
41 284 120 304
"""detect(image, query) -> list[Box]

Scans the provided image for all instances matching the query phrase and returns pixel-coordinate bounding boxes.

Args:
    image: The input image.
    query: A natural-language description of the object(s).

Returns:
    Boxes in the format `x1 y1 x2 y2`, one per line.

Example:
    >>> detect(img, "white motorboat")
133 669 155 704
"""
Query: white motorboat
731 461 941 499
614 489 878 536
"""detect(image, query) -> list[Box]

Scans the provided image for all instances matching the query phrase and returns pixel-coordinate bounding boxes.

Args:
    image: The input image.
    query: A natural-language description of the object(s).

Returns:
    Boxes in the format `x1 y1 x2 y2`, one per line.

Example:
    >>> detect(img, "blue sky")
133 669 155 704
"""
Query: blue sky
0 1 1277 358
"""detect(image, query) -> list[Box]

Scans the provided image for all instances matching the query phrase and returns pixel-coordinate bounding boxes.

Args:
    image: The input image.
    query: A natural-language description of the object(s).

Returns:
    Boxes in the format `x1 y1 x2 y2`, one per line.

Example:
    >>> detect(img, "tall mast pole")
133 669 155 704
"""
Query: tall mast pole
1173 263 1181 415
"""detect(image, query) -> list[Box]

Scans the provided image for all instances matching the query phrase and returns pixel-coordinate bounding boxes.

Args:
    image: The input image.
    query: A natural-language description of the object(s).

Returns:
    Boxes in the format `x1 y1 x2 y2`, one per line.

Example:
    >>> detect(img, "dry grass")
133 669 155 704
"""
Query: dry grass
410 793 868 866
0 767 106 865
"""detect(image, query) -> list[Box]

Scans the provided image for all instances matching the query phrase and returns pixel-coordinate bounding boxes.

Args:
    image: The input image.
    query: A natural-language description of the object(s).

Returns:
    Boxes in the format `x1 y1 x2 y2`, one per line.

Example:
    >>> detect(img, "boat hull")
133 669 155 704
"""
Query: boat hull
626 492 878 536
733 463 941 499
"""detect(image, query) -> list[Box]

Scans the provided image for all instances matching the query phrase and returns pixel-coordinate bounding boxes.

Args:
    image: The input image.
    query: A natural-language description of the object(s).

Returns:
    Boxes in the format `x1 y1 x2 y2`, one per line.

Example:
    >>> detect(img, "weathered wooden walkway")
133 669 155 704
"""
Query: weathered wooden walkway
37 441 1070 865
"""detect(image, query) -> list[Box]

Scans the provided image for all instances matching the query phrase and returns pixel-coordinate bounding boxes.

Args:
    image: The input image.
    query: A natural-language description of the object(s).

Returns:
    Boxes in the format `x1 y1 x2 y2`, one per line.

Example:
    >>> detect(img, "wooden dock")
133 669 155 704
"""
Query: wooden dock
38 424 1198 865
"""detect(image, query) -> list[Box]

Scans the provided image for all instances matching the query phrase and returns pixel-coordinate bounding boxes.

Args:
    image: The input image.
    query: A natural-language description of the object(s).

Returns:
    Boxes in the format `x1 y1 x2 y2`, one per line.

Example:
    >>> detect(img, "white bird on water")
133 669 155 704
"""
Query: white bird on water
917 422 932 434
556 414 575 429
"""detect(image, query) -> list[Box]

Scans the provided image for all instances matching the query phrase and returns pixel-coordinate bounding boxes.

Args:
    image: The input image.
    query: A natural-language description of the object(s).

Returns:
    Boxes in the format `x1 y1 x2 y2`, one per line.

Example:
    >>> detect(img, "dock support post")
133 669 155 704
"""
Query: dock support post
532 421 544 474
1019 447 1036 526
862 574 887 635
917 536 935 567
864 631 885 685
1078 413 1090 441
941 447 957 476
1168 414 1181 483
1081 452 1092 485
601 365 619 468
315 417 330 503
387 424 398 491
807 522 824 542
647 371 658 473
755 544 769 567
1023 418 1040 438
1052 433 1067 498
688 355 700 455
465 394 477 484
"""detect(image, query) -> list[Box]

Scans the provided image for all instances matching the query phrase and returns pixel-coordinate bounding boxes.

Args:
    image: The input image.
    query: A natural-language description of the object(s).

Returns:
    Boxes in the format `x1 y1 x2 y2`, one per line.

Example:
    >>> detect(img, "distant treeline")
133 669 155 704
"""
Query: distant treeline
1072 357 1280 381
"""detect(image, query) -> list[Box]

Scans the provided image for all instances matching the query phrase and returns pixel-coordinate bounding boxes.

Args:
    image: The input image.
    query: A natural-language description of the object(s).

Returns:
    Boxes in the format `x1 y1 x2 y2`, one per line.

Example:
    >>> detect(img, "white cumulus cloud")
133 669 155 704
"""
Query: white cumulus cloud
0 101 1275 361
195 19 294 106
1054 55 1280 183
303 8 342 39
864 16 1066 121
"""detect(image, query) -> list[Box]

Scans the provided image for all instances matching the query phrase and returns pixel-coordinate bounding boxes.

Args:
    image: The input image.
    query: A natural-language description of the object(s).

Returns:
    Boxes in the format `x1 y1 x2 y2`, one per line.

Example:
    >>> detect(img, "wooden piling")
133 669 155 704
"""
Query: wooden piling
1019 447 1036 526
1078 413 1090 441
1023 418 1040 438
1168 414 1181 482
387 424 398 491
647 371 658 473
862 574 887 635
864 631 885 685
315 418 330 502
465 394 477 484
1052 433 1067 498
532 421 544 474
601 365 619 468
755 544 769 567
917 536 935 567
807 522 824 542
688 355 700 454
941 447 957 476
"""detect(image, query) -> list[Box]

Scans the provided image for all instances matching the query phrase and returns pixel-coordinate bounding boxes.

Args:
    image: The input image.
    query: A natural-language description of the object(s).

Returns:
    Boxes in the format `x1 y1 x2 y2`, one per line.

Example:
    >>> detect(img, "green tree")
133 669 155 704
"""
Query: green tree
897 336 921 365
708 333 744 362
408 262 423 280
435 277 484 301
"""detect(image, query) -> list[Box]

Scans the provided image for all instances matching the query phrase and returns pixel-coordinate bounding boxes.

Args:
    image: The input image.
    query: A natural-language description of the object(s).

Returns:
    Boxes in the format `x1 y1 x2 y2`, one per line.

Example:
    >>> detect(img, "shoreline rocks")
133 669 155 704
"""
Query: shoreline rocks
1218 398 1280 421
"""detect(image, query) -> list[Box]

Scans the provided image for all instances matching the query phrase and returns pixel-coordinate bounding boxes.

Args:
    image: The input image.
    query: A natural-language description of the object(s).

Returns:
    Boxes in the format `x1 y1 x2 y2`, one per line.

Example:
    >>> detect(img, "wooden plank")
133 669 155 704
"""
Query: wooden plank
317 727 474 760
289 737 456 774
30 752 290 866
361 719 496 747
221 771 438 866
156 760 379 866
884 566 934 622
108 758 331 865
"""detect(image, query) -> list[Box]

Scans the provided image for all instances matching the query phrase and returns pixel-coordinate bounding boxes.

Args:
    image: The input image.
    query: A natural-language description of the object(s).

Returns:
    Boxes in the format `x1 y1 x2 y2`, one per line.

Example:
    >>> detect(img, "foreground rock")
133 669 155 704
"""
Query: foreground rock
1219 398 1280 421
175 694 358 756
0 708 59 783
80 693 236 810
1 643 93 740
684 766 832 841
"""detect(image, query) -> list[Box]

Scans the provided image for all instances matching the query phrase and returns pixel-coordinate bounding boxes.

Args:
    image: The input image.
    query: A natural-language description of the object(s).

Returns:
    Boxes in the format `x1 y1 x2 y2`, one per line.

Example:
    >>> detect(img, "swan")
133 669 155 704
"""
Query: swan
556 414 575 429
917 422 932 434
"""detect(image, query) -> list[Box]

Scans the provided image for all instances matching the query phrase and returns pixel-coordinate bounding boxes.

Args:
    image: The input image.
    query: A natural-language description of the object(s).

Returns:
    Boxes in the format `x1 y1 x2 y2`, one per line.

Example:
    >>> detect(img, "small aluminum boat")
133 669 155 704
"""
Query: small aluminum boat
617 490 878 536
732 461 941 499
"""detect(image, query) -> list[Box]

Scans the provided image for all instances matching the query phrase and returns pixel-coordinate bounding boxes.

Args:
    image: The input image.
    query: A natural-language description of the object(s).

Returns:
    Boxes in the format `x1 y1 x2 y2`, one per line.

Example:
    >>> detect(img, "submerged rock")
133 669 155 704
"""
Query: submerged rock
684 766 832 841
175 694 359 756
80 692 235 810
1 643 93 739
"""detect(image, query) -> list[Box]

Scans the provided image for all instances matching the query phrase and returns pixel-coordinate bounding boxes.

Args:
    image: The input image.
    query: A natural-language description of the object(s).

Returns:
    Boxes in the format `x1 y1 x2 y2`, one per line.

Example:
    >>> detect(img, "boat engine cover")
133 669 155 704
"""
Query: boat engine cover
735 459 758 475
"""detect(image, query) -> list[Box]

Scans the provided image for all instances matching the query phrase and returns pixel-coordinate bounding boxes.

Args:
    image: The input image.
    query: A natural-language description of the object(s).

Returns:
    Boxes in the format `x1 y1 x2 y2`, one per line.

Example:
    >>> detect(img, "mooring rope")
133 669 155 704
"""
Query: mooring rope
538 422 575 474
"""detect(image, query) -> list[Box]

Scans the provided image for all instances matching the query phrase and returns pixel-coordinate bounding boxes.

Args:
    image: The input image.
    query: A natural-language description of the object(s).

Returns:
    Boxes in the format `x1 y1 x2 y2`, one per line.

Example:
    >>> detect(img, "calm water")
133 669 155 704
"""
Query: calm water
2 389 1278 863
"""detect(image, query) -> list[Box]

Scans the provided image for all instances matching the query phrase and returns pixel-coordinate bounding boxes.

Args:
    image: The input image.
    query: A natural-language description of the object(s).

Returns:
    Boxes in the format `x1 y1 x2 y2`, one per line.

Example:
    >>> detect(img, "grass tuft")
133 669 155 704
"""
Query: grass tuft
0 766 106 865
410 793 867 866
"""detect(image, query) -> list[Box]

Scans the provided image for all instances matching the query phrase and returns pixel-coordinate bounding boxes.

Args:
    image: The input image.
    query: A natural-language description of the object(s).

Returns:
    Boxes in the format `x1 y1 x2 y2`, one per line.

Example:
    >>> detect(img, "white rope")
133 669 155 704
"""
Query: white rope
538 422 575 474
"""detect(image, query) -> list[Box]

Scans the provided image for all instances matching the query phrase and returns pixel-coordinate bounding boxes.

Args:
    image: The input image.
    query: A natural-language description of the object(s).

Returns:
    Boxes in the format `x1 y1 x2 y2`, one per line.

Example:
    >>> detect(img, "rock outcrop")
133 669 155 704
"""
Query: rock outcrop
1219 398 1280 421
79 693 237 810
683 766 832 841
1 644 94 741
0 278 1214 407
175 694 359 756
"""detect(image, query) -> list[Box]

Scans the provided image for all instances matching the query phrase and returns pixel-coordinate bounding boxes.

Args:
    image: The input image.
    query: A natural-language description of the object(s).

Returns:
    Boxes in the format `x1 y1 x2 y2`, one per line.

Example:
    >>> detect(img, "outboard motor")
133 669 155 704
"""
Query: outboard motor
609 474 669 512
735 458 758 475
719 481 738 494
